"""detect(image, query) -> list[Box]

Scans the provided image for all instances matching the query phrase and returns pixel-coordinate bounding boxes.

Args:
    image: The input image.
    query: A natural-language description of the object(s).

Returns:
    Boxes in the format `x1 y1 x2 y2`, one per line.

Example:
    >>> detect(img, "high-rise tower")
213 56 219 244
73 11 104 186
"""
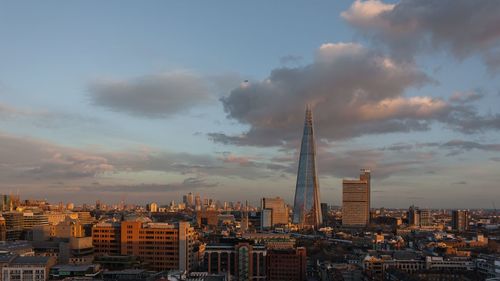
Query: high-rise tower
342 169 371 227
292 106 322 228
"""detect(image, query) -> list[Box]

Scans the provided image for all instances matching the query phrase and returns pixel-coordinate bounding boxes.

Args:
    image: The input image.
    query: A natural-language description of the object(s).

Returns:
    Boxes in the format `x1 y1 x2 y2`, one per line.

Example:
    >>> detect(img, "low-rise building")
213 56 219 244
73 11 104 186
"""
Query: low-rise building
1 256 56 281
204 241 266 280
49 264 101 280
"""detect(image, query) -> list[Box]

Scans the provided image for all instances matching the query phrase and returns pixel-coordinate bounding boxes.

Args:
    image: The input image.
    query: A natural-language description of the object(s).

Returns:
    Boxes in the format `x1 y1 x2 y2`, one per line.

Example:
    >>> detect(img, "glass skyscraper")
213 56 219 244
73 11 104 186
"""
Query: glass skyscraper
292 106 322 228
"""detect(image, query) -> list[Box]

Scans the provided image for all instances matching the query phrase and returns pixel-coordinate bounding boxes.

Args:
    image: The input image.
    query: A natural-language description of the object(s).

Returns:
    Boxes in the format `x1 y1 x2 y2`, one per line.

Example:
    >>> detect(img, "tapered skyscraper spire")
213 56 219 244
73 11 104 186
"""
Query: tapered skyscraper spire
292 105 322 228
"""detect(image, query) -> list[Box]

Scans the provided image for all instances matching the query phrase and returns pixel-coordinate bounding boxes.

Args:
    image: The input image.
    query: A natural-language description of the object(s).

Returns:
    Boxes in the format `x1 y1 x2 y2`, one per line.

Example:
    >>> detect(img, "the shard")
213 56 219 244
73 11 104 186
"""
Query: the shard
292 106 322 228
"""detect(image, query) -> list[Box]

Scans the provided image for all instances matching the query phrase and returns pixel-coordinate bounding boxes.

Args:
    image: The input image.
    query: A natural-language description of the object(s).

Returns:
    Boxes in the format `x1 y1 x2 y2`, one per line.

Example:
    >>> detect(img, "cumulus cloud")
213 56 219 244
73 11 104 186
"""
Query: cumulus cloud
212 43 443 147
211 42 500 147
88 71 212 118
342 0 500 72
341 0 395 30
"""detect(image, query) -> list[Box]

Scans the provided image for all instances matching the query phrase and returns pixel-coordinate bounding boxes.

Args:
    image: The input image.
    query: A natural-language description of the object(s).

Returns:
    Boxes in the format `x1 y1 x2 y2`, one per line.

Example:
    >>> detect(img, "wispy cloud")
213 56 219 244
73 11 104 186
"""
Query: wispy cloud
0 132 277 190
79 177 219 193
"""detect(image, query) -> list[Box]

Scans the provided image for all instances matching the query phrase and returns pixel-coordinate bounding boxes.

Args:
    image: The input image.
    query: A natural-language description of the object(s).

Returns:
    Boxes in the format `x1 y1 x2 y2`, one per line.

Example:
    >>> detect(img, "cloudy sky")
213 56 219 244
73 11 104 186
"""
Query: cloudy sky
1 0 499 208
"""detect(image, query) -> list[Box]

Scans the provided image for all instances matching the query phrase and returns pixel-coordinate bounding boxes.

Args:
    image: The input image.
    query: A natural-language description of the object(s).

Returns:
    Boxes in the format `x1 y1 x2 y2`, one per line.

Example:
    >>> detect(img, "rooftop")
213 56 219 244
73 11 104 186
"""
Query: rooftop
10 256 52 265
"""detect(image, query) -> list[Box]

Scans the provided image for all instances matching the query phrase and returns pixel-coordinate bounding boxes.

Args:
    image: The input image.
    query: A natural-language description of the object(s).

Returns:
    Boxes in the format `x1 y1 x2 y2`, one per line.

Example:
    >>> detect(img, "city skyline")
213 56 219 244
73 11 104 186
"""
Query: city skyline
1 1 500 208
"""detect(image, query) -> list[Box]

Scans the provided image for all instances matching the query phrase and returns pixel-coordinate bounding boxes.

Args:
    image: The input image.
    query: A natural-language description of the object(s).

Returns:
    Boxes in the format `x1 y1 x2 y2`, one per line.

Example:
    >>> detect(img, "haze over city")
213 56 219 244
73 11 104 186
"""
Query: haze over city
1 0 499 208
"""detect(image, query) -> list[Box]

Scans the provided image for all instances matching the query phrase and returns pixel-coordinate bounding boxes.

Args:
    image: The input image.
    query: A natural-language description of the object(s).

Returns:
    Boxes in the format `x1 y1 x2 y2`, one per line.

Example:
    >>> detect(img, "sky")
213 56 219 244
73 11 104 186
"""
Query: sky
0 0 499 208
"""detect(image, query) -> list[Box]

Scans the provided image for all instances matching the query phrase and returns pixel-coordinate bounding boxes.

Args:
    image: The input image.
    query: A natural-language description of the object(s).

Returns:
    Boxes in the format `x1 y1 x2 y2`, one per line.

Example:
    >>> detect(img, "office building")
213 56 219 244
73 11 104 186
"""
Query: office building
194 194 202 211
342 169 371 227
292 106 322 228
407 206 432 227
3 212 24 241
419 209 432 227
183 192 194 208
321 203 328 225
266 247 306 281
261 197 289 228
0 195 14 212
451 210 469 232
407 205 420 226
93 219 195 272
22 212 49 230
92 221 121 255
120 220 195 272
261 209 273 230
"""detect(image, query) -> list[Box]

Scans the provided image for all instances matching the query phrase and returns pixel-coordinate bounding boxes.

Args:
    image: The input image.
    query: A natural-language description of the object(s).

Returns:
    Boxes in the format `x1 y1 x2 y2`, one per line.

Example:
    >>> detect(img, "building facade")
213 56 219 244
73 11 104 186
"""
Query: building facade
266 247 306 281
92 220 195 272
204 242 266 281
2 256 56 281
342 169 371 227
292 107 322 228
408 206 432 227
261 197 288 228
451 210 469 232
92 221 121 255
120 221 194 272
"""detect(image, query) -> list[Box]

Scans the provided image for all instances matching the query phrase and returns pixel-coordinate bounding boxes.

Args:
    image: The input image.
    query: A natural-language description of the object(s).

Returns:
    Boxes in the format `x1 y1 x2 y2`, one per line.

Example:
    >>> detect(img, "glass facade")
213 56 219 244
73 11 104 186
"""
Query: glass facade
292 107 322 228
